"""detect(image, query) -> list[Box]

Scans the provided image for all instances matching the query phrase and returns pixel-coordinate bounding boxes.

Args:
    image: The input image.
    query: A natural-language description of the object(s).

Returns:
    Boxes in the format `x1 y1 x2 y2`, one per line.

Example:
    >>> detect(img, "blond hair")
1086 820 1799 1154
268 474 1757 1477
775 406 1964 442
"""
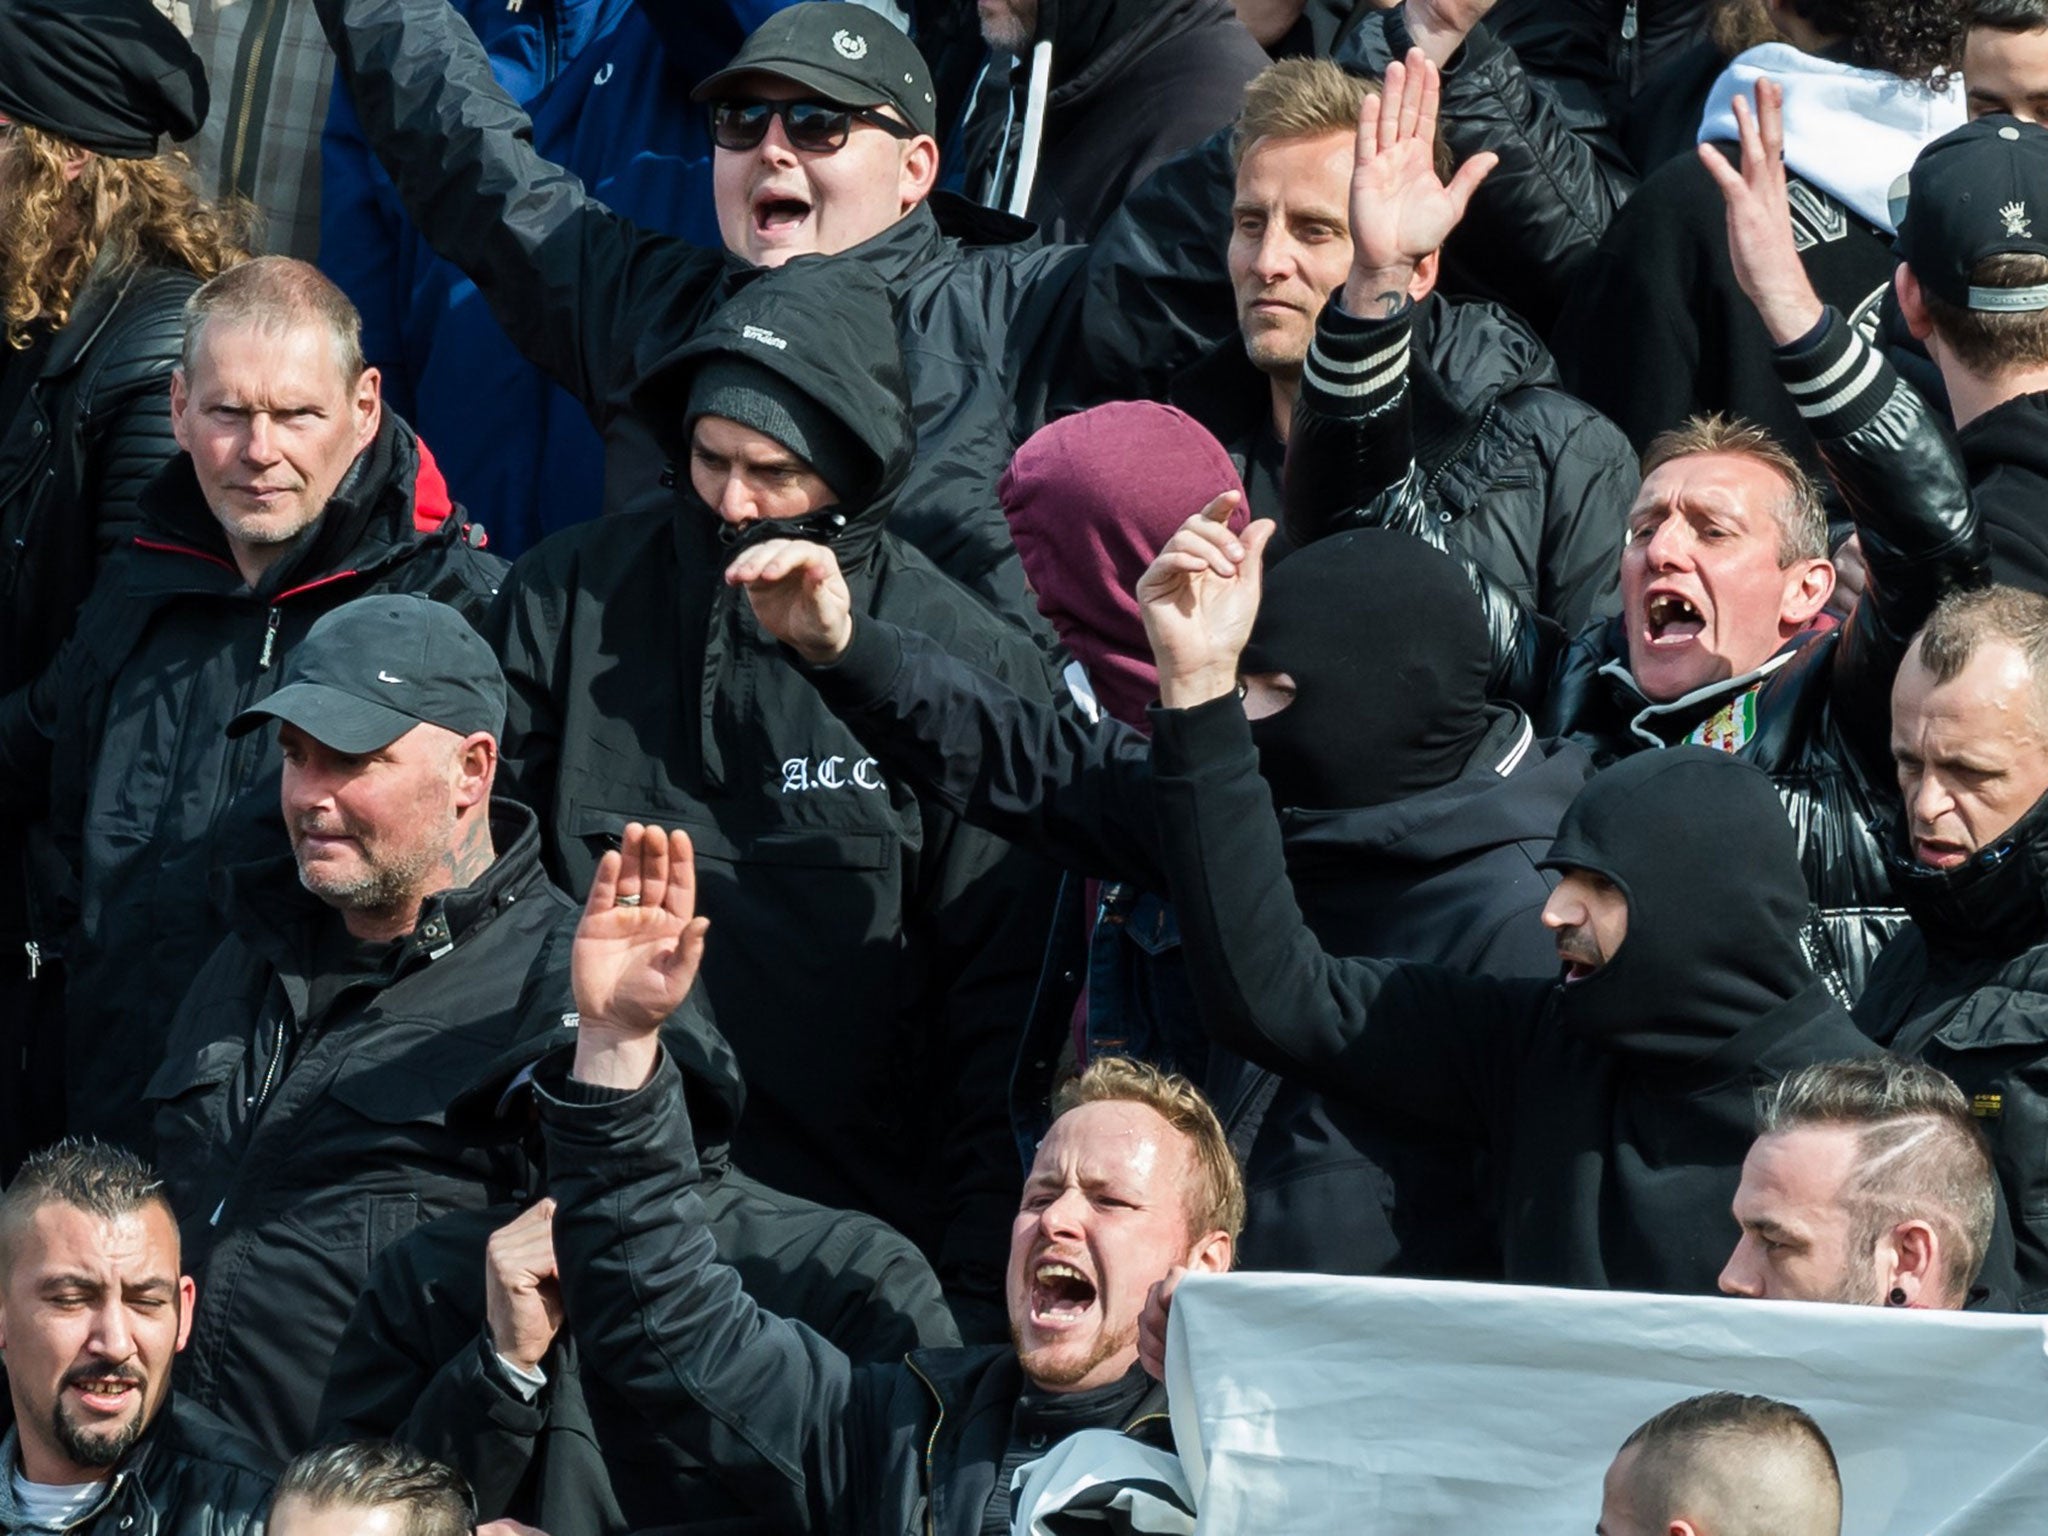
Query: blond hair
1231 56 1452 181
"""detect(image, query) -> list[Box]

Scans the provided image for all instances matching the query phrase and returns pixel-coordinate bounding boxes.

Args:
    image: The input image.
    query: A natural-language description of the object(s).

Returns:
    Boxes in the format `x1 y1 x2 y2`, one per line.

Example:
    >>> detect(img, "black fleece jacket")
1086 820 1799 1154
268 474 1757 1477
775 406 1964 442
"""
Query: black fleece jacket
1958 390 2048 598
1150 708 1883 1292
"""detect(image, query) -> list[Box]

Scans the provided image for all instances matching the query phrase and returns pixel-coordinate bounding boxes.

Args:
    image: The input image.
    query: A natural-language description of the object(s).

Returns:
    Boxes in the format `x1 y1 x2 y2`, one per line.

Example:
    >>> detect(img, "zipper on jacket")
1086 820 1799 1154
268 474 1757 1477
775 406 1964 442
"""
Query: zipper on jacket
1620 0 1640 92
257 607 282 670
904 1355 945 1536
215 1013 290 1228
542 0 560 84
23 940 39 981
226 0 280 197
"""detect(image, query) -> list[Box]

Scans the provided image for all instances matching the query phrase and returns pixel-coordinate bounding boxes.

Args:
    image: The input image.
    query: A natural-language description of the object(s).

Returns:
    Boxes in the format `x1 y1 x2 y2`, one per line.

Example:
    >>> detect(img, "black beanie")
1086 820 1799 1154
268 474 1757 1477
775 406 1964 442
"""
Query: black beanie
1238 531 1492 810
685 356 867 506
0 0 207 159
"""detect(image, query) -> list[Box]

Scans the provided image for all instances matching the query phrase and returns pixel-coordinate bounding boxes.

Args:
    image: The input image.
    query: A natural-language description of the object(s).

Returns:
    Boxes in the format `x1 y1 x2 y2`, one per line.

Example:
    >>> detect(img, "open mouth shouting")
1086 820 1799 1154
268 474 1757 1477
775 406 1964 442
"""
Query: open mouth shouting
1644 590 1707 651
752 187 814 245
1029 1257 1099 1331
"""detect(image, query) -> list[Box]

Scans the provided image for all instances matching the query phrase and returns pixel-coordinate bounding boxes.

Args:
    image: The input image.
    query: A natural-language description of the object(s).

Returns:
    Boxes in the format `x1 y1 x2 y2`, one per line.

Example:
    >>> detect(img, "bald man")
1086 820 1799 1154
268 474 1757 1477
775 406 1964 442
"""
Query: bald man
1598 1393 1841 1536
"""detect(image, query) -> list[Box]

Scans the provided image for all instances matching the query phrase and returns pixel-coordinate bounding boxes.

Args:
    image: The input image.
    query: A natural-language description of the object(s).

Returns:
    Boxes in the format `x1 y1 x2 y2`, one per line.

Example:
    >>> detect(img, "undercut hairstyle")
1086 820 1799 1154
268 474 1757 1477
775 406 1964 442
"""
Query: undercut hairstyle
1757 1056 1998 1304
2 126 249 348
1912 584 2048 737
1968 0 2048 33
1785 0 1963 85
1616 1393 1842 1536
1051 1057 1247 1248
1920 254 2048 377
1231 57 1452 181
181 255 367 384
273 1443 472 1536
0 1139 175 1274
1640 414 1830 565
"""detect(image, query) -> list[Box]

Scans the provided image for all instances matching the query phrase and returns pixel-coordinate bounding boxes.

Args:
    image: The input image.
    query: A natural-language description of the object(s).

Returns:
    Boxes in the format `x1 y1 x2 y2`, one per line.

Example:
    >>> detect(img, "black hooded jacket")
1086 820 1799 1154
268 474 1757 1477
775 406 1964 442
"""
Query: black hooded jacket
796 532 1592 1281
960 0 1268 243
1172 292 1633 634
318 1010 961 1535
1152 718 1882 1292
145 800 573 1457
1957 391 2048 599
0 407 504 1150
1857 789 2048 1309
485 261 1062 1327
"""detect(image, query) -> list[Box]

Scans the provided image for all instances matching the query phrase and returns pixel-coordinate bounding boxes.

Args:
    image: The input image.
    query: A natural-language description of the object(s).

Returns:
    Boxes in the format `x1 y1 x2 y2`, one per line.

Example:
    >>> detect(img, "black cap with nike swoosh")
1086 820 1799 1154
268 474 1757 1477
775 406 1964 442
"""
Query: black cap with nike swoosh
226 593 507 751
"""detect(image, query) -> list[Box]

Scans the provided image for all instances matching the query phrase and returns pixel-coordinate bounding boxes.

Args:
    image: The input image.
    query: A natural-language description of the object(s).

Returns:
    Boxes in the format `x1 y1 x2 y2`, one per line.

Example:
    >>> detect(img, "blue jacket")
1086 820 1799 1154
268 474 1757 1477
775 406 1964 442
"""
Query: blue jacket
319 0 794 558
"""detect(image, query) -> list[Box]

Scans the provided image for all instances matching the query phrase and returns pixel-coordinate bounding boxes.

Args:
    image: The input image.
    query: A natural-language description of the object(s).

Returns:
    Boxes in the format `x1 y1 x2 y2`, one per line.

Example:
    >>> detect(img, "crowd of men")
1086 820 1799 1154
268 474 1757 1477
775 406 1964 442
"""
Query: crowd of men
5 0 2048 1529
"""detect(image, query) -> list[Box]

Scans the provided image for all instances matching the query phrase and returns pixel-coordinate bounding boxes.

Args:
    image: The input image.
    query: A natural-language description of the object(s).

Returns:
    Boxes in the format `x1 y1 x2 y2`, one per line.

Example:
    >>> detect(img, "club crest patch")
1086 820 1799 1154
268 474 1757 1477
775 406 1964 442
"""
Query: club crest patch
833 28 868 59
1685 687 1760 754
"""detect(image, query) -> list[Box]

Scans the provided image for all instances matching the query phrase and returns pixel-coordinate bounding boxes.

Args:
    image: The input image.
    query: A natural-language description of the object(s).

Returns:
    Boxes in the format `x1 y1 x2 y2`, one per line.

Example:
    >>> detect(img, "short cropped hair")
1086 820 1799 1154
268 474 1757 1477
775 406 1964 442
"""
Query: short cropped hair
1639 413 1830 565
181 254 367 383
1969 0 2048 34
1912 584 2048 735
0 1139 174 1275
273 1443 471 1536
1920 254 2048 377
1616 1393 1841 1536
1051 1057 1246 1247
1231 57 1451 181
1757 1057 1997 1304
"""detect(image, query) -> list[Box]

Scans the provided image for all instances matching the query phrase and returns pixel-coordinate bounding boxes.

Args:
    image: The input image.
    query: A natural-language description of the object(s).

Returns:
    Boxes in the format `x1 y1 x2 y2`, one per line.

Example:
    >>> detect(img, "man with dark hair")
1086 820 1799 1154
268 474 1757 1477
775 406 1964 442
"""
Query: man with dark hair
1893 116 2048 591
270 1442 469 1536
0 255 504 1154
525 821 1242 1533
1719 1056 2001 1307
0 1138 274 1536
1856 585 2048 1308
1965 0 2048 122
146 593 572 1456
1599 1392 1841 1536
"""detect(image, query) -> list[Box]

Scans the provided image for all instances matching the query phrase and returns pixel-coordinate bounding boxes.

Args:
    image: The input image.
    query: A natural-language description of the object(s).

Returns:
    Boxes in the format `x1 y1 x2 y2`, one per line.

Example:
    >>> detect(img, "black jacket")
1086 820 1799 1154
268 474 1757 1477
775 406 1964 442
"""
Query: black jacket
0 1395 276 1536
1857 793 2048 1309
537 1050 1173 1536
319 1004 960 1535
310 0 1245 616
1151 710 1884 1292
146 801 573 1457
1173 291 1634 632
1287 302 1987 1003
486 263 1061 1327
962 0 1268 243
0 409 503 1150
803 616 1589 1278
1957 390 2048 598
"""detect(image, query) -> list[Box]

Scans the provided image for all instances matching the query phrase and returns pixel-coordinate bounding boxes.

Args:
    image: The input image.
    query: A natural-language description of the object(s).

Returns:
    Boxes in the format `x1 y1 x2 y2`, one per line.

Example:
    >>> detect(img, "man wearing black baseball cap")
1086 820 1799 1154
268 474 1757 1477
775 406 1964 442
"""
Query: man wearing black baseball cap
143 592 579 1458
307 0 1236 619
1895 114 2048 591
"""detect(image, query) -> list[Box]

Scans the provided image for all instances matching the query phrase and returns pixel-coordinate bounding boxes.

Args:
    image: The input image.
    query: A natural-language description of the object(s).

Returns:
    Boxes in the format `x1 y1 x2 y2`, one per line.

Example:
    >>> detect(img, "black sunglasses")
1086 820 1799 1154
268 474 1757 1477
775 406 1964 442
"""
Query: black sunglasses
711 98 916 154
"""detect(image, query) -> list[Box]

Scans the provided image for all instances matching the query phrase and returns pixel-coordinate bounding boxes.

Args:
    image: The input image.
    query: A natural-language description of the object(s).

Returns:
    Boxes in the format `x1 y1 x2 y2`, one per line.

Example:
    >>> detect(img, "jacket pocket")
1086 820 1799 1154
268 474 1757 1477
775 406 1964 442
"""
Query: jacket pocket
143 1036 245 1203
567 802 893 873
325 1020 505 1128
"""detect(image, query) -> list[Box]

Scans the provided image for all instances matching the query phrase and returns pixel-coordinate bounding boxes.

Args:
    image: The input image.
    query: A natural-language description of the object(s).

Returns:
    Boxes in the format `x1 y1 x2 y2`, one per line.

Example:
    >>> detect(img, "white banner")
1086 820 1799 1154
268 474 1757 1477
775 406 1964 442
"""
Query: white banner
1163 1273 2048 1533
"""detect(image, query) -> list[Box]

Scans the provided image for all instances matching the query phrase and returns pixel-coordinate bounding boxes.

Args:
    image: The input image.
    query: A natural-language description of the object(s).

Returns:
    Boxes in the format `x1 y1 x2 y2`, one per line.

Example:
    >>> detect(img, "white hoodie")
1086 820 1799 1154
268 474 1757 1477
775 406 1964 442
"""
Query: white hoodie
1698 42 1963 233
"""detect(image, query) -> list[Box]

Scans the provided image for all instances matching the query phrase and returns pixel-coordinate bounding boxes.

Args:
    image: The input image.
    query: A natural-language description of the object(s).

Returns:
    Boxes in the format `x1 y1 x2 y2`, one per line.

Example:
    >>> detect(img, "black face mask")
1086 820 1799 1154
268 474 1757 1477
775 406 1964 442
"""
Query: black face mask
1889 786 2048 954
1239 532 1493 811
1542 747 1818 1063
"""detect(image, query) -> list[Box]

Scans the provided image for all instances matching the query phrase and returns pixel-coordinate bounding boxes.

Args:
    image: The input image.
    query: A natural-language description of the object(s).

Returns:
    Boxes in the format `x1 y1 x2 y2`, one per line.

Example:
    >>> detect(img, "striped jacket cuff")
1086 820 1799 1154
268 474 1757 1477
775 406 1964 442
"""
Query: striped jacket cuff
1302 300 1413 420
1773 307 1890 440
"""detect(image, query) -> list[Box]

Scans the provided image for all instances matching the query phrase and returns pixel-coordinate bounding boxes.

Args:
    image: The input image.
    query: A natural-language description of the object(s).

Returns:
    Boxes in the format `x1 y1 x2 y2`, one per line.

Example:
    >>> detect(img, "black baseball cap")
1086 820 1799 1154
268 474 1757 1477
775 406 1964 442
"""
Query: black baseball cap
226 594 507 752
1895 116 2048 313
692 3 937 140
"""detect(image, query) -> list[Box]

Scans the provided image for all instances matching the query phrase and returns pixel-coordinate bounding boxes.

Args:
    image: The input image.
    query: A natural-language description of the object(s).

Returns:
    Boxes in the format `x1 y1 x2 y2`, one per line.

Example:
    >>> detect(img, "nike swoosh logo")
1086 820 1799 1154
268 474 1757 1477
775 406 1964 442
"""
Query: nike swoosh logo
377 671 406 684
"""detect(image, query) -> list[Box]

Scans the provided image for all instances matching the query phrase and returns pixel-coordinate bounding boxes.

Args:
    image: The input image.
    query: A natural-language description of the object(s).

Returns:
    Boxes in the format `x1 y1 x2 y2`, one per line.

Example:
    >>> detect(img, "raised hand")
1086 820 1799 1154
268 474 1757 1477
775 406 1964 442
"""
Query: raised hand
1403 0 1504 67
726 538 855 665
1137 493 1273 707
570 823 709 1088
1344 51 1497 317
484 1199 564 1373
1698 79 1823 345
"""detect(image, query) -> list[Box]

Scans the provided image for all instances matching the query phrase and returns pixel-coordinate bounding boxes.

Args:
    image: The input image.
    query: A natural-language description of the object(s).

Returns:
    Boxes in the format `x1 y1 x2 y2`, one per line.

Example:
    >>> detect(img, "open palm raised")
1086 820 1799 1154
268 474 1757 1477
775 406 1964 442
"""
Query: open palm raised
1346 52 1498 292
572 823 710 1040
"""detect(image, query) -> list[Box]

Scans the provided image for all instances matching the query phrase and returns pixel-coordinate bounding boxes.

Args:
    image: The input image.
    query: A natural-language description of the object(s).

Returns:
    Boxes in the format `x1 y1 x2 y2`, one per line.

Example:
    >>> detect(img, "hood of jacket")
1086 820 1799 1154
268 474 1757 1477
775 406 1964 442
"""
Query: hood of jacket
1960 389 2048 486
1541 746 1825 1065
1699 43 1964 233
628 258 913 576
134 406 445 595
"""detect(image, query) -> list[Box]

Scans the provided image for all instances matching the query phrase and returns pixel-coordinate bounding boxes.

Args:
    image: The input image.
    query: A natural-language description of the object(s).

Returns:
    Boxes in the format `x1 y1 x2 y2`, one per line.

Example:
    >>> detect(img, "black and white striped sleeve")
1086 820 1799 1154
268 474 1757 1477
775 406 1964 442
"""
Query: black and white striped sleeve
1771 306 1891 441
1284 300 1424 549
1302 300 1415 422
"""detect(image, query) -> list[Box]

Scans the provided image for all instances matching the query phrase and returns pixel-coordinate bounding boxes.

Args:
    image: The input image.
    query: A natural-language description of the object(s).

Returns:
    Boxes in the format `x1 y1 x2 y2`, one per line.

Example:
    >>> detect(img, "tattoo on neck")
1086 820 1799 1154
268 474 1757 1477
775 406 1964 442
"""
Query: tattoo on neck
444 813 496 890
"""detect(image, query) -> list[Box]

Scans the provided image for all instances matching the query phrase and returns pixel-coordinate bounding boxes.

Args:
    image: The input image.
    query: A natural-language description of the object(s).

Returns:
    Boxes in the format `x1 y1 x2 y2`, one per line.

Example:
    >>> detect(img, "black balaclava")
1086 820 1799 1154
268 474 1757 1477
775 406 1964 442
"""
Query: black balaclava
0 0 207 159
1887 785 2048 955
1238 531 1492 811
1540 747 1818 1063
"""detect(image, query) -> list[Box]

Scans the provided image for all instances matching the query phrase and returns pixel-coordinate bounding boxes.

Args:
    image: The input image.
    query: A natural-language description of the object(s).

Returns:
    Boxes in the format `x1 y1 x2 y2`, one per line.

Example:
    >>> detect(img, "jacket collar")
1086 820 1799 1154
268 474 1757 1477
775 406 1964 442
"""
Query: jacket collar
0 1402 170 1533
1598 645 1800 749
222 799 552 993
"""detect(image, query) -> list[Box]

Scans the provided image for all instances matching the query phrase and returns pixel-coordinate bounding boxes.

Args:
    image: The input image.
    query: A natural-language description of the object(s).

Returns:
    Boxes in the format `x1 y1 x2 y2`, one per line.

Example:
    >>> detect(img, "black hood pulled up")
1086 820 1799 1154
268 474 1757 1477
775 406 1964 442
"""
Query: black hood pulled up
1541 746 1819 1063
1887 784 2048 955
629 258 913 575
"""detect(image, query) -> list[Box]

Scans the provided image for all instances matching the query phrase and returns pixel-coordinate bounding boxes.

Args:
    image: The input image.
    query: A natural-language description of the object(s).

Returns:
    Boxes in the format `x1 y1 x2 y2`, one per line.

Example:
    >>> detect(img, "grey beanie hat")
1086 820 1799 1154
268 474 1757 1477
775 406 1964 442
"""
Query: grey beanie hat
686 357 866 504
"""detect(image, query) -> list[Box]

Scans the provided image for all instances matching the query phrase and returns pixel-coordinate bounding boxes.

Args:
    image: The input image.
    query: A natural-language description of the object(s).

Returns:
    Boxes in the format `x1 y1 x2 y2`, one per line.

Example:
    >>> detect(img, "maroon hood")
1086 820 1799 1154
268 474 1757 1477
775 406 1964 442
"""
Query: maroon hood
1001 402 1248 731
